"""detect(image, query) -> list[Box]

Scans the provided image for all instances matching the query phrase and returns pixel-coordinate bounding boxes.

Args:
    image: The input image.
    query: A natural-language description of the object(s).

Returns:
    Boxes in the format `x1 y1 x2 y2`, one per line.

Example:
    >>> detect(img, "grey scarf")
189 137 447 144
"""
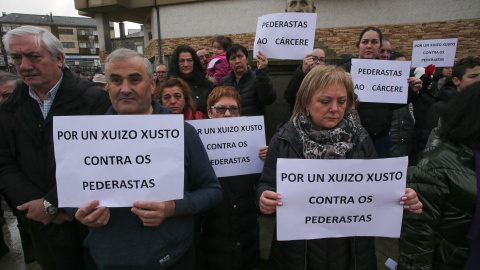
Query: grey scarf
293 112 359 159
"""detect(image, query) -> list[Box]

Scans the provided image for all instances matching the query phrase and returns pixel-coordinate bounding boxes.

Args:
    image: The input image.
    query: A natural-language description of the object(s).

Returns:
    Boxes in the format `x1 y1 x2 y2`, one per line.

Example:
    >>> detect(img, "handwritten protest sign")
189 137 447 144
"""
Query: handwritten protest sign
54 115 184 208
351 59 411 104
187 116 266 178
411 38 458 68
254 13 317 60
276 157 408 241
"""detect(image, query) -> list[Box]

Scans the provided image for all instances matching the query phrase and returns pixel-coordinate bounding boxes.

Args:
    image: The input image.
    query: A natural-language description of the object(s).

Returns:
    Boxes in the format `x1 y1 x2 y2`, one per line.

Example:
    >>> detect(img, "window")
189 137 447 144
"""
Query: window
62 42 75 48
79 42 87 48
58 28 73 35
78 28 96 36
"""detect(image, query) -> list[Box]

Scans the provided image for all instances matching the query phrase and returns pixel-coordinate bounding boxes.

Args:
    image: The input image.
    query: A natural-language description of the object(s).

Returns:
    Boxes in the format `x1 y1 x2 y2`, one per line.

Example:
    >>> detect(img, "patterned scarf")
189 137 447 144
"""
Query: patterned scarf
293 112 359 159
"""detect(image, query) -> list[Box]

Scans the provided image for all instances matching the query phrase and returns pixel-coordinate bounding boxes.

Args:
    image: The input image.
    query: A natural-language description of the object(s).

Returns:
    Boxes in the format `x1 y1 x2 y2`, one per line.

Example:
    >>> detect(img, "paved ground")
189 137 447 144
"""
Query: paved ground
1 206 398 270
0 202 41 270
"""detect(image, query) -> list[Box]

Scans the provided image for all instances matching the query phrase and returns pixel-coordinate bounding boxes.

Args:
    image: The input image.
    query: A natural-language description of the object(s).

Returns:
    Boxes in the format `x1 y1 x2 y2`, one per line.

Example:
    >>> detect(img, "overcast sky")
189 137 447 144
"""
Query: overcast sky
1 0 140 37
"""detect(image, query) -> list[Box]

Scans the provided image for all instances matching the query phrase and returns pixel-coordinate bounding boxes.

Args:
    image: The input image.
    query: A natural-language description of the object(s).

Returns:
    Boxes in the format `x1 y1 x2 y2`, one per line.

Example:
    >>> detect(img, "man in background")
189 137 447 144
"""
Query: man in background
197 49 211 71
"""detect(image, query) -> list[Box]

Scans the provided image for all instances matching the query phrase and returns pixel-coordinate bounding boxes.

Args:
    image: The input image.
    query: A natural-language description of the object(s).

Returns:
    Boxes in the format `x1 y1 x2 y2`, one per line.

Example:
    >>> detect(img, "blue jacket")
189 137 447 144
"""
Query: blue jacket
84 100 222 269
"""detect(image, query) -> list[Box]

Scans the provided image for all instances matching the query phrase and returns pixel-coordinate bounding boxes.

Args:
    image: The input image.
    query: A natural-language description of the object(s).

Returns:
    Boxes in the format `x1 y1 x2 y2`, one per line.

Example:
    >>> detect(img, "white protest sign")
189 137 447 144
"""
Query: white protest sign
254 13 317 60
411 38 458 68
276 157 407 241
53 115 184 208
186 116 266 178
351 59 411 104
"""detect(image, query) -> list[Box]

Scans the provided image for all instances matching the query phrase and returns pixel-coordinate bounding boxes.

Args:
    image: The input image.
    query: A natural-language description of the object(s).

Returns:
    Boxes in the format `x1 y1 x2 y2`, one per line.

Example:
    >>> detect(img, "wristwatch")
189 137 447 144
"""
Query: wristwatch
43 200 58 215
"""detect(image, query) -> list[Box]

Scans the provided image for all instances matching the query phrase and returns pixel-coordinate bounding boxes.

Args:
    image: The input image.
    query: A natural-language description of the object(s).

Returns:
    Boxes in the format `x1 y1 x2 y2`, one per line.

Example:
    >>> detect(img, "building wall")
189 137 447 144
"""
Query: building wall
155 0 480 39
58 27 79 54
145 18 480 61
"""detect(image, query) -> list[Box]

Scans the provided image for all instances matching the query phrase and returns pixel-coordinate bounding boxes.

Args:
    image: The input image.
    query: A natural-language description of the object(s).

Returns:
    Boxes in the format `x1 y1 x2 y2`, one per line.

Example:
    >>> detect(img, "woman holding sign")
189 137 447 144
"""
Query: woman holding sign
340 27 422 159
257 65 422 269
195 86 267 270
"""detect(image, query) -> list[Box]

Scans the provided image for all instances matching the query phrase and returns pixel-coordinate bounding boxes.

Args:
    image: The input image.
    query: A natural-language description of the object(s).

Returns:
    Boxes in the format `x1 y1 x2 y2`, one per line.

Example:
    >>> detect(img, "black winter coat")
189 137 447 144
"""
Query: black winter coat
0 68 111 207
256 122 378 270
398 134 476 269
189 80 213 116
410 75 437 165
284 65 305 113
196 173 260 270
425 81 457 132
219 68 276 116
388 104 415 158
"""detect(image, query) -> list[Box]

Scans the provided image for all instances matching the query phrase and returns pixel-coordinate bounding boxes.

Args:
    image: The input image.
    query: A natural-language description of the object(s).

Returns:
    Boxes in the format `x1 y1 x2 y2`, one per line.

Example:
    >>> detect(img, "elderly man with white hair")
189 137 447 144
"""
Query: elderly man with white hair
0 25 110 269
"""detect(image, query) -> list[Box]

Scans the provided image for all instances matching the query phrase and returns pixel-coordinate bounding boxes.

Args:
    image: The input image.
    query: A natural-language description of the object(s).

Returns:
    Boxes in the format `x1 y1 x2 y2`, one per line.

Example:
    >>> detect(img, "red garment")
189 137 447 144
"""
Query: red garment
207 51 232 86
184 107 206 120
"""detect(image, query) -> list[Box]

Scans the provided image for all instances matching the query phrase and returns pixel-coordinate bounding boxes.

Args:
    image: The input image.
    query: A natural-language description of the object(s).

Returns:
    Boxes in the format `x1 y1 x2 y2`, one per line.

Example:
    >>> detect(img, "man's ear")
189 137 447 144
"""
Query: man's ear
452 76 461 87
150 79 156 96
56 53 65 68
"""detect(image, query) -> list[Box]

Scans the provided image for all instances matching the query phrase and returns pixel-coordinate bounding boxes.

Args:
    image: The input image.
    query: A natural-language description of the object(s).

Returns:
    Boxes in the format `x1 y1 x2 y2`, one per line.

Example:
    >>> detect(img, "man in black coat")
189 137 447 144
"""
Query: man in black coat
0 25 110 270
284 48 326 114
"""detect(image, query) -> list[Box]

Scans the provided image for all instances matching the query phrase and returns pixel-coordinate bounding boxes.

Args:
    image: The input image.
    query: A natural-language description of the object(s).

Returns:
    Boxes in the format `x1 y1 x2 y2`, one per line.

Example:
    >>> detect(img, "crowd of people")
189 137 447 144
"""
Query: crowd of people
0 21 478 270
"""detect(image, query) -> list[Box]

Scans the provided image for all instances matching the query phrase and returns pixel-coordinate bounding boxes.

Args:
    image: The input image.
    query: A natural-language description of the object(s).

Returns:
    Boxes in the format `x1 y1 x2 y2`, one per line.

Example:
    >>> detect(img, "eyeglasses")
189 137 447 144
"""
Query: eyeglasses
312 57 326 63
211 106 240 114
379 49 394 54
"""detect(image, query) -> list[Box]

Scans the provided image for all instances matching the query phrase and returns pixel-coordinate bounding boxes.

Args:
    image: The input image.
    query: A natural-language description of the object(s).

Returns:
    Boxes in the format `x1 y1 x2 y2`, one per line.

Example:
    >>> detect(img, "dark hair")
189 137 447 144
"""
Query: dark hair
433 66 450 79
157 77 197 111
389 52 405 60
168 45 206 85
452 57 480 81
226 44 249 62
356 27 383 48
212 36 232 51
438 81 480 149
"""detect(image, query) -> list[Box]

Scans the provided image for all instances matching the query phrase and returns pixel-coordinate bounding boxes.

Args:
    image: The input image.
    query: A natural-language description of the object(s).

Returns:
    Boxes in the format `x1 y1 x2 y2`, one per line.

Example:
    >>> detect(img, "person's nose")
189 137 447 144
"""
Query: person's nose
119 83 133 94
19 56 33 71
224 109 232 117
169 97 177 104
330 102 339 112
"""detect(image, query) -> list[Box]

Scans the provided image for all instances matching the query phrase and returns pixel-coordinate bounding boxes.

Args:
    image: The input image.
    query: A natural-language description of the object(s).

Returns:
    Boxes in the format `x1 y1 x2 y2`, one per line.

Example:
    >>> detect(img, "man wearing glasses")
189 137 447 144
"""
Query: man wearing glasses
284 48 326 113
154 64 168 84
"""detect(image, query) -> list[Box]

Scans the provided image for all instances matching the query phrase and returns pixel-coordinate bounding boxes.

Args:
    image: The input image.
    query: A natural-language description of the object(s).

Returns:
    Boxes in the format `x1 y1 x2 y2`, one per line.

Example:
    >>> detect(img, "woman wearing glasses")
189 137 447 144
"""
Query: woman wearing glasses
195 86 267 269
157 77 206 120
168 45 213 115
257 65 422 269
